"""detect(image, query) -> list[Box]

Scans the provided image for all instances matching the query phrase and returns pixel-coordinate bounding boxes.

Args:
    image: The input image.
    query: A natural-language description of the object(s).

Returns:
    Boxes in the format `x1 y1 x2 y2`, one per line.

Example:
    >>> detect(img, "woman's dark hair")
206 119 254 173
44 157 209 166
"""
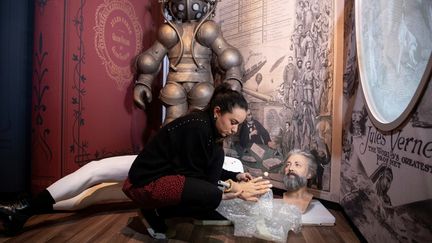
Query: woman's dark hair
206 83 248 114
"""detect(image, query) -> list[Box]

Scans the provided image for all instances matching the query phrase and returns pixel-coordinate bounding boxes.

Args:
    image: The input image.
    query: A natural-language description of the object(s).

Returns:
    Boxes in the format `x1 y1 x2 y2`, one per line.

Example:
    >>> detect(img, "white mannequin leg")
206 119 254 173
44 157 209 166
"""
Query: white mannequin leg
47 155 137 203
49 155 240 210
53 182 130 210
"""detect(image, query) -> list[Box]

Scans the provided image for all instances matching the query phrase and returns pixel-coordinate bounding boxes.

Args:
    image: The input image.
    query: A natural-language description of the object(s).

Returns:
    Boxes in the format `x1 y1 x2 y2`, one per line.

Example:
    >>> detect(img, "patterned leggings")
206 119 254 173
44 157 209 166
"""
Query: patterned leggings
122 175 223 217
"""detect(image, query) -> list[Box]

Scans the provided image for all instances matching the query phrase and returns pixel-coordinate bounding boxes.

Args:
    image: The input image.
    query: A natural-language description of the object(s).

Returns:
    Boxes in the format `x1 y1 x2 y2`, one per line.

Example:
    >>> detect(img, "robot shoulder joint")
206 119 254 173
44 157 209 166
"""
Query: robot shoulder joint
197 20 220 47
158 24 179 49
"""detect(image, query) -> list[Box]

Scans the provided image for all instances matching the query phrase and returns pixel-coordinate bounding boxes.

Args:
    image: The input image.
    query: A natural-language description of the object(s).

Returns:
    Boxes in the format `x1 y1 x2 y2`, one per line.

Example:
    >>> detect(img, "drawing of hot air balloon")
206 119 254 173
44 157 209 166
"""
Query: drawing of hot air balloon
255 73 263 91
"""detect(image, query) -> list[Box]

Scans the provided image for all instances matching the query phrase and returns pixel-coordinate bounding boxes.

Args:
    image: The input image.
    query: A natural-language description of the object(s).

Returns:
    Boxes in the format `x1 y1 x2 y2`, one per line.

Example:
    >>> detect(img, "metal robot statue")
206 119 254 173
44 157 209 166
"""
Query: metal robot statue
134 0 244 124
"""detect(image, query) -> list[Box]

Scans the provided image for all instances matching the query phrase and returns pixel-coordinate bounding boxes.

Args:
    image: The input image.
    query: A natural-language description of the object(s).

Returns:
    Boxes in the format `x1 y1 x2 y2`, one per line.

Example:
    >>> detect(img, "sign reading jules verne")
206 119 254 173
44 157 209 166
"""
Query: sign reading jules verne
94 0 142 89
351 105 432 207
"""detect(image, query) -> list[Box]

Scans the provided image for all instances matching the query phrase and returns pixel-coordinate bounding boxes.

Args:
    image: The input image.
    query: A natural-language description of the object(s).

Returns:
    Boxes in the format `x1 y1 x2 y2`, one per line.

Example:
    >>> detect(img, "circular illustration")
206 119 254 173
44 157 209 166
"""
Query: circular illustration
355 0 432 131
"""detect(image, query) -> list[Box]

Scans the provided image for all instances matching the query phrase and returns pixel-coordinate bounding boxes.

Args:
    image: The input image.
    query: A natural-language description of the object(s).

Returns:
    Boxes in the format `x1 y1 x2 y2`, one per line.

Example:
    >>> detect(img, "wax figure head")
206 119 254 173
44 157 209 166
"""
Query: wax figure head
207 83 248 138
282 149 318 213
283 149 317 192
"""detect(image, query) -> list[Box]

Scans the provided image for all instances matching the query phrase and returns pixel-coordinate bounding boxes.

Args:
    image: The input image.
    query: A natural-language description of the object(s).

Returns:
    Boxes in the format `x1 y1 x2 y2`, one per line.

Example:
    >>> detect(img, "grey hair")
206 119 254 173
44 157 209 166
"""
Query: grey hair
285 149 318 178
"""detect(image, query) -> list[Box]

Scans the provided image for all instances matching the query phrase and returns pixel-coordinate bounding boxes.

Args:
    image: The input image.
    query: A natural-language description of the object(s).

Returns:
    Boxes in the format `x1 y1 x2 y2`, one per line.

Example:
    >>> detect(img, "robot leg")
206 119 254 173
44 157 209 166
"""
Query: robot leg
160 81 188 124
188 81 214 111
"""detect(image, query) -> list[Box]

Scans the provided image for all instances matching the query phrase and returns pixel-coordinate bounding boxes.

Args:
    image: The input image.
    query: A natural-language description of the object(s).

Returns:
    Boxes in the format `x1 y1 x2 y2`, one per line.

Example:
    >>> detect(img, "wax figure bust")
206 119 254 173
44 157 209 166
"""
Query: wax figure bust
282 149 317 213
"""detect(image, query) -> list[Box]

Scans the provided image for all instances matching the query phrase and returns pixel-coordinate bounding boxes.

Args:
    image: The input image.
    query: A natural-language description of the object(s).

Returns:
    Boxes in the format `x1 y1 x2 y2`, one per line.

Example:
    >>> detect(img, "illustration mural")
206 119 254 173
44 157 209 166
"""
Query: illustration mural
340 1 432 241
215 0 339 199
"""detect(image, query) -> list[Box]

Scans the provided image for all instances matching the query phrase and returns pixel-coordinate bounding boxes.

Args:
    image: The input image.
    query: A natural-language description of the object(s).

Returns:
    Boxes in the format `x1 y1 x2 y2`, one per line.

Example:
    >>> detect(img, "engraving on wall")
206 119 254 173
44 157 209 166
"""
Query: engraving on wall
215 0 339 199
94 0 143 90
32 32 52 161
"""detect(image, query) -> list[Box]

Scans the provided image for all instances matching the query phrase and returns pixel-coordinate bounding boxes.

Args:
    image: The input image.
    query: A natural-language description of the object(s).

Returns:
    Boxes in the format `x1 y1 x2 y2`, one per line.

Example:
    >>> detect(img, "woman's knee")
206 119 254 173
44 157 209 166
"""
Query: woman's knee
181 177 222 210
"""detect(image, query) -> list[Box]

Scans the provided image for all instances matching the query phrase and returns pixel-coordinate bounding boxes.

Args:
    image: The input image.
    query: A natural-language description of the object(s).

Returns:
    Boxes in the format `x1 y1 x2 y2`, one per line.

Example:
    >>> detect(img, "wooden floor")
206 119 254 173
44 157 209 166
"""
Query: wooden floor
0 203 360 243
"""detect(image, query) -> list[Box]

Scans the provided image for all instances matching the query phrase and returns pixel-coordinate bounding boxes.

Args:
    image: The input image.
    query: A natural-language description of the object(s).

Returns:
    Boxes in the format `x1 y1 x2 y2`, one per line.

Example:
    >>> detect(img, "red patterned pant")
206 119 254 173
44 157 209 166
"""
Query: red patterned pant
122 175 185 209
122 176 223 214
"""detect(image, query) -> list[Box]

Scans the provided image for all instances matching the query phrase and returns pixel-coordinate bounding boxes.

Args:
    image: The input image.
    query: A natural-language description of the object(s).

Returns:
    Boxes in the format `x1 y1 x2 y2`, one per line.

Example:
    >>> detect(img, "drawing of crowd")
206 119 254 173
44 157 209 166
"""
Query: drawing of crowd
284 0 333 117
224 0 334 191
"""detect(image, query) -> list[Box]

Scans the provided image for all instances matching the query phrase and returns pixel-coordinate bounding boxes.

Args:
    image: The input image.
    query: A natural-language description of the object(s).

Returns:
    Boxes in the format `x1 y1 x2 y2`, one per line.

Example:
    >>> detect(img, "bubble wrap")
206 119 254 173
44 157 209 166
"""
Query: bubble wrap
216 191 302 242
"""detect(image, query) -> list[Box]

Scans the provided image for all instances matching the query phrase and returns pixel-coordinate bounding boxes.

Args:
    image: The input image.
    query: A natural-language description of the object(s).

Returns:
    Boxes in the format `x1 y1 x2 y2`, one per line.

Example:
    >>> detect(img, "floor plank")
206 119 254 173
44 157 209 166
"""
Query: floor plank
0 205 360 242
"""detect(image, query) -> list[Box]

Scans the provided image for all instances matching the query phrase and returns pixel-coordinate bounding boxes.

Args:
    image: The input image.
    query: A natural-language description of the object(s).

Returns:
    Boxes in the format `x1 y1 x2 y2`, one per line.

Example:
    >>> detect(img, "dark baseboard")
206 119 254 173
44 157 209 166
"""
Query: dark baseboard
0 191 31 201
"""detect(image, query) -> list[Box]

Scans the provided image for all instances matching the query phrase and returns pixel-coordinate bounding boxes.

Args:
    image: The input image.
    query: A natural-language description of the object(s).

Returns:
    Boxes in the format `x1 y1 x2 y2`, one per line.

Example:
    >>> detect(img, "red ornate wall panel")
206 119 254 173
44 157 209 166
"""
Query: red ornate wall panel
31 0 162 194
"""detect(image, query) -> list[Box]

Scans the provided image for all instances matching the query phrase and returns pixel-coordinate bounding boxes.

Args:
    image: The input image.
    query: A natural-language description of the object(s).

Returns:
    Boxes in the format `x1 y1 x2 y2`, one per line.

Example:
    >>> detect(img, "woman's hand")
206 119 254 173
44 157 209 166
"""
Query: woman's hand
236 172 253 182
239 176 273 202
223 177 272 202
222 190 242 200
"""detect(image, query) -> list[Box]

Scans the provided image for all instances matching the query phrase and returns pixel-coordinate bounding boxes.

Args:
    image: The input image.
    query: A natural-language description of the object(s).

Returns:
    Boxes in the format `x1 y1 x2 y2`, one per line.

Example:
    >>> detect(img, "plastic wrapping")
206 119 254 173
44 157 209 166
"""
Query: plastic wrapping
217 191 302 242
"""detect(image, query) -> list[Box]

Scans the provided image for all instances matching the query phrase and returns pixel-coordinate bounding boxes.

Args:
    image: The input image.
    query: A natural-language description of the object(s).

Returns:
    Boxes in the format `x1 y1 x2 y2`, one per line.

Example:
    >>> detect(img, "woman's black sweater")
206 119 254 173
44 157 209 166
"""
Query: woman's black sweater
128 110 238 187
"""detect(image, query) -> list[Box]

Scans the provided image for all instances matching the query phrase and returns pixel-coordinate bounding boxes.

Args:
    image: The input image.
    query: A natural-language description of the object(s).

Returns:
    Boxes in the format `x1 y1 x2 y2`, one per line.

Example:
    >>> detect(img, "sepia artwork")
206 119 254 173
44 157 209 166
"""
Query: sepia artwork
341 86 432 242
356 0 432 130
215 0 343 201
341 2 432 241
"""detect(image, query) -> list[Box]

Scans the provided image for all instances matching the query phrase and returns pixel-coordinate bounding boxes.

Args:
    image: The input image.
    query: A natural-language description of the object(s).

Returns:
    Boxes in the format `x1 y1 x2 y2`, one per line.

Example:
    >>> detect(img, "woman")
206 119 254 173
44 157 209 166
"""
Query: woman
123 83 272 239
0 84 270 237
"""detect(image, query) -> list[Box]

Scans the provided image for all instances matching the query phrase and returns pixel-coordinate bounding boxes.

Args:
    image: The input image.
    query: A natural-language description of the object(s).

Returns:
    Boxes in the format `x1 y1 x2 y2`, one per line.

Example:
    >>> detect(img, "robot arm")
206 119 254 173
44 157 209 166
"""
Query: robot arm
134 44 164 109
134 24 178 109
196 20 244 91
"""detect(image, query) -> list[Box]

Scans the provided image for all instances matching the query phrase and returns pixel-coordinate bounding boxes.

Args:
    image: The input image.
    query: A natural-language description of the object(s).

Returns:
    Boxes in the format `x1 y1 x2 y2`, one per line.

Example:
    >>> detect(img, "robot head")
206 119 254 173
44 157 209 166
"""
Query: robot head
167 0 215 21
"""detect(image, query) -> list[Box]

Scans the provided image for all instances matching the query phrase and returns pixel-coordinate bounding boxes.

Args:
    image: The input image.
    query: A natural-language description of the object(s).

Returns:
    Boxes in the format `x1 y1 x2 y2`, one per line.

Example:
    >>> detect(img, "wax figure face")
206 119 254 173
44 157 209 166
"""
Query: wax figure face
283 154 311 191
214 106 247 137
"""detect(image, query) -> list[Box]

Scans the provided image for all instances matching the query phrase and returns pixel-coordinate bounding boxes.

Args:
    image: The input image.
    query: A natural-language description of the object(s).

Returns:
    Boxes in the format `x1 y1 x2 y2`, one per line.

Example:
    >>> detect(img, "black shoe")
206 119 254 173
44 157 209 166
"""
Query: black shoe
193 210 232 226
138 209 172 239
0 198 32 236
